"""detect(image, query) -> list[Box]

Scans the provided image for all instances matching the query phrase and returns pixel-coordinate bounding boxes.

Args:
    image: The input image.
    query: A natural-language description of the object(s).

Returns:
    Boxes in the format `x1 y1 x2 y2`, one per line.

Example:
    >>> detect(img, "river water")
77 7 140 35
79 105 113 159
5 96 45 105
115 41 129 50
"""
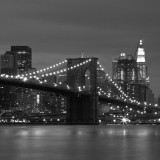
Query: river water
0 125 160 160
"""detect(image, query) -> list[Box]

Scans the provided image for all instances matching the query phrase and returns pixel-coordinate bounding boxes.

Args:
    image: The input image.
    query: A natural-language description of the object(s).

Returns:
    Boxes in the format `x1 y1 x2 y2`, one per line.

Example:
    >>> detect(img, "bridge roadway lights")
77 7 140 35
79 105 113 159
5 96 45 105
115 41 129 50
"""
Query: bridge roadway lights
66 94 99 125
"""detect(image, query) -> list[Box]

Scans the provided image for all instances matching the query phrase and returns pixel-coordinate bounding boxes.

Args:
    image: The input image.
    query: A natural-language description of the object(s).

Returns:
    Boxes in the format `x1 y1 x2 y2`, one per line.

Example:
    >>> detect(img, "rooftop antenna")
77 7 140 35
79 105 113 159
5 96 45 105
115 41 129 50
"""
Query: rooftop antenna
81 50 84 58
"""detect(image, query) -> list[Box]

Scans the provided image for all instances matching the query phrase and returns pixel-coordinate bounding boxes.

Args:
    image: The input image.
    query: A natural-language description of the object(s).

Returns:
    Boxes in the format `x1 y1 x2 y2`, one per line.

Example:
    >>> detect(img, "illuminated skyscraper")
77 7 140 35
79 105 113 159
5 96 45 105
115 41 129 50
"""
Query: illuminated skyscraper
0 46 33 110
134 39 148 84
10 46 33 111
0 53 17 109
11 46 32 74
112 53 139 100
112 39 153 103
112 57 118 81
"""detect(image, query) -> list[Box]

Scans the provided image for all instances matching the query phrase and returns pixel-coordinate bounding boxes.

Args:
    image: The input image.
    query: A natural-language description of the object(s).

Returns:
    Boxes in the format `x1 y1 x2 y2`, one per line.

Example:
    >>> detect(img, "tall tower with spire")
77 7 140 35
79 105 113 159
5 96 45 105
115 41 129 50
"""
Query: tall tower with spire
134 39 148 84
112 39 153 104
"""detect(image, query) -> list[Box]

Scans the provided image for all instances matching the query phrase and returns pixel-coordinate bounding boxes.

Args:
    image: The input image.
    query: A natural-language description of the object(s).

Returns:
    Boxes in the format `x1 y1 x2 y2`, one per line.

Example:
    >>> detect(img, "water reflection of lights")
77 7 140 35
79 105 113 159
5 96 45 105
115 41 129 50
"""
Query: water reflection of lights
77 131 83 135
33 129 46 136
123 129 127 136
19 130 29 136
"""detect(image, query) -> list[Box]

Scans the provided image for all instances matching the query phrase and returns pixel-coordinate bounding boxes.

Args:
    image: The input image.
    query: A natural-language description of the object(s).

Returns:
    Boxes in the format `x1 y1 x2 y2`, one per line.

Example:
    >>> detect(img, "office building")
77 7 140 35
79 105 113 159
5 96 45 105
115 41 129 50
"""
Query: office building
134 39 148 85
97 67 106 86
0 53 17 109
112 39 153 103
11 46 32 74
1 53 17 75
0 46 32 110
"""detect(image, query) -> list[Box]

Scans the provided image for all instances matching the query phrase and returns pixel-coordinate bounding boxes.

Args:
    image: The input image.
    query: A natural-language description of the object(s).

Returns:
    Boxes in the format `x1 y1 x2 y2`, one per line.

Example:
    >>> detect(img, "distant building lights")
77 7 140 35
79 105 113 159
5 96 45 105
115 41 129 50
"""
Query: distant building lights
23 77 28 82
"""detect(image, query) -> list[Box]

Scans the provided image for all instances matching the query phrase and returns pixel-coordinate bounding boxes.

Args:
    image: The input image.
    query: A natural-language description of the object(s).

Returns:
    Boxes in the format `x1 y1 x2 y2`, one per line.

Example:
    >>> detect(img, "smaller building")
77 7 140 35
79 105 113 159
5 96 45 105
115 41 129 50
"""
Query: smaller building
97 67 106 86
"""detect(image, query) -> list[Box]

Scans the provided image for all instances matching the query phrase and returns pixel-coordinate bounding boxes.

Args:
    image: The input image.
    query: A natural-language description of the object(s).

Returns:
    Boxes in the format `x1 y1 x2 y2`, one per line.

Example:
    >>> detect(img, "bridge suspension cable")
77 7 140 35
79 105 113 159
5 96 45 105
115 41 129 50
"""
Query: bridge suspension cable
0 58 142 106
23 59 68 77
97 61 141 105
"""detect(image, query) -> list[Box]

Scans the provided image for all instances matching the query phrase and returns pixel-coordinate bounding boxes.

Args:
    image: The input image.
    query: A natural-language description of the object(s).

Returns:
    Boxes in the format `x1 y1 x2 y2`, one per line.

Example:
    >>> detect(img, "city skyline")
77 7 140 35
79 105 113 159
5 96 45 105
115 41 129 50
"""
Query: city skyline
0 0 160 97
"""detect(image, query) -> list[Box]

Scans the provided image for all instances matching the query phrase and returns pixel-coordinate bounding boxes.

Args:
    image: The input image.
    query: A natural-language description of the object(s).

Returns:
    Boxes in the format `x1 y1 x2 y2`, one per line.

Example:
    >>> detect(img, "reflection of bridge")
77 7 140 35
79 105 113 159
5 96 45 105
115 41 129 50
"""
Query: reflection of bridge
0 57 159 124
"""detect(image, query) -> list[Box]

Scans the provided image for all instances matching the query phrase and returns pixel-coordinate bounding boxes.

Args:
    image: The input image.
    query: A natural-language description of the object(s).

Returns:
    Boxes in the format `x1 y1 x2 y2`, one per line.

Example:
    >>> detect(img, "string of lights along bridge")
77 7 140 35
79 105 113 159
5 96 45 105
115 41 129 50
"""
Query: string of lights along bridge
0 58 140 104
0 40 159 124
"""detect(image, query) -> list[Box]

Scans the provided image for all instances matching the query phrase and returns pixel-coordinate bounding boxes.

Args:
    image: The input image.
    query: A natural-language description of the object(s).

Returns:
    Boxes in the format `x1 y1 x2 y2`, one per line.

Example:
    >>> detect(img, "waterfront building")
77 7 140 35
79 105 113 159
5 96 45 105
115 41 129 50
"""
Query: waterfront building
112 39 154 104
0 46 33 111
39 92 66 114
9 46 33 111
0 85 17 109
0 53 17 109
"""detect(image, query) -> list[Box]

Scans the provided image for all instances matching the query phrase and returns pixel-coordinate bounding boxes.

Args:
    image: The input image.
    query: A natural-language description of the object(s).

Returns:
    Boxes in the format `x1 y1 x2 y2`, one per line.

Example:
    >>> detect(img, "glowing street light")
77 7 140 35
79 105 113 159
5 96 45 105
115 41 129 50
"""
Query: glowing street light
121 116 130 125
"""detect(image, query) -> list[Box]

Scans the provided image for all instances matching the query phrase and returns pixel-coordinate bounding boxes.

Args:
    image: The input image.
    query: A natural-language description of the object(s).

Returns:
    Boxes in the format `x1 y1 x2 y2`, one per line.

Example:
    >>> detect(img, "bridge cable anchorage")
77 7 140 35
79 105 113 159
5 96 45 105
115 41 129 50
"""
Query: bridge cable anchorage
97 61 140 105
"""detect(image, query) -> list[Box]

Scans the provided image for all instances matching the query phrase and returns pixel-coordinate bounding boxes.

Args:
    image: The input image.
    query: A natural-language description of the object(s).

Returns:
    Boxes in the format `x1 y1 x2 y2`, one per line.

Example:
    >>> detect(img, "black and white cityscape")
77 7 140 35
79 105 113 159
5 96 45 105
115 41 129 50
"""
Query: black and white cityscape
0 39 160 124
1 1 160 160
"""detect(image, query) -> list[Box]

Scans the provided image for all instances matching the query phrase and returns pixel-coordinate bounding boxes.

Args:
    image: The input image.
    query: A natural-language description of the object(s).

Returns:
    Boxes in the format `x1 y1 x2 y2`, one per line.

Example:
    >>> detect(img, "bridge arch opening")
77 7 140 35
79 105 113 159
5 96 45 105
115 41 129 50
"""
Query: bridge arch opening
84 69 90 90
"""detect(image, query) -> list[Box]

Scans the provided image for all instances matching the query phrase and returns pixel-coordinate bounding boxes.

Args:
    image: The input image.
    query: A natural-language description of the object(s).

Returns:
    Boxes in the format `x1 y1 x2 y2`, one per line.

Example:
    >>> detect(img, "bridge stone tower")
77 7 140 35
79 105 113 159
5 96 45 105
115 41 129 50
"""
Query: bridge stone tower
66 57 99 124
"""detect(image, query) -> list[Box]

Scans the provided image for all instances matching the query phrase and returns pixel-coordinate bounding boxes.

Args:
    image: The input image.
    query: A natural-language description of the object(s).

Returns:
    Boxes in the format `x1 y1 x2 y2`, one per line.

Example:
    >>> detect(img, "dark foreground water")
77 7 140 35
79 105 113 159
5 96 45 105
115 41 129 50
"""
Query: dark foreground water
0 125 160 160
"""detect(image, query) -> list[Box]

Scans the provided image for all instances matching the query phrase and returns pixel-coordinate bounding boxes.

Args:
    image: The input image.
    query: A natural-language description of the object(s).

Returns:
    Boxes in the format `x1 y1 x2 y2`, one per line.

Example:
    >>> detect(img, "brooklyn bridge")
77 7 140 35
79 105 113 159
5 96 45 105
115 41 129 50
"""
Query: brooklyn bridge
0 56 159 124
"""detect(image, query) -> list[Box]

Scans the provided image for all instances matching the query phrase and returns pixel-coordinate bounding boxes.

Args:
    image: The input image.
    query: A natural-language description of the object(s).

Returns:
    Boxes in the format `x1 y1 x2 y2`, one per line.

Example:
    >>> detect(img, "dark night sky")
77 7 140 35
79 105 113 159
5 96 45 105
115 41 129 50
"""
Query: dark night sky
0 0 160 97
